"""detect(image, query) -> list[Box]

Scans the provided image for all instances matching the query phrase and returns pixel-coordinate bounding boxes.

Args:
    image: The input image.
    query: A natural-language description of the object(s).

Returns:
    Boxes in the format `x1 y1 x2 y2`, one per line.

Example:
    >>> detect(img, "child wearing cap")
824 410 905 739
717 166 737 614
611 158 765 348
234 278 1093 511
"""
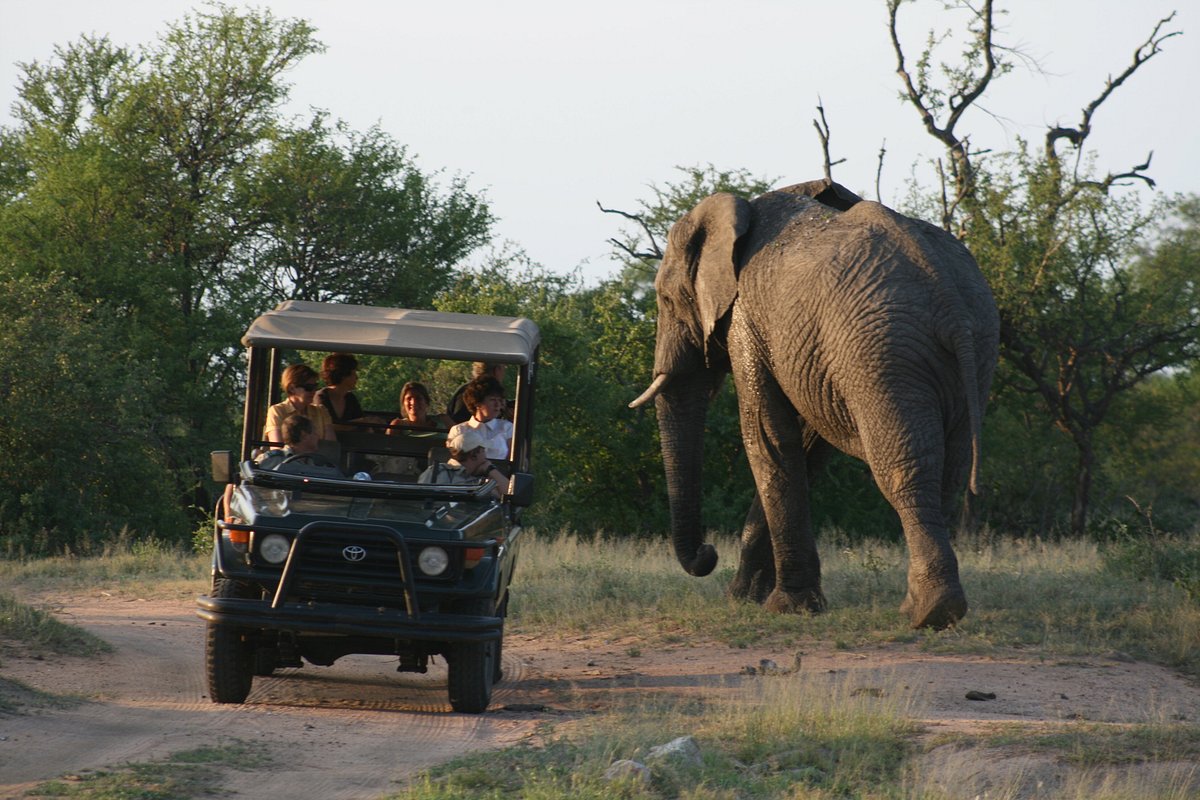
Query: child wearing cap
418 427 507 498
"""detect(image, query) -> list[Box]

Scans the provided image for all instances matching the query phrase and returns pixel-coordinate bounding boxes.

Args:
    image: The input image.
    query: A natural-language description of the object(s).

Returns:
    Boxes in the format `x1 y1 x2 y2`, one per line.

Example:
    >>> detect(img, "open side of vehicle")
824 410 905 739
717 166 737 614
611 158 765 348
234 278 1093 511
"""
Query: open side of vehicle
199 301 539 713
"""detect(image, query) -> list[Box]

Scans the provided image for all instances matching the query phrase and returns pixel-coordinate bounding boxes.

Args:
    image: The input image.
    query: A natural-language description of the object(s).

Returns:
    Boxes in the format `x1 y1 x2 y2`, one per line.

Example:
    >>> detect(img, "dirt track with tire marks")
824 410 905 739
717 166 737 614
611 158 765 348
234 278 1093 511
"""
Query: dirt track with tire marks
4 593 1200 799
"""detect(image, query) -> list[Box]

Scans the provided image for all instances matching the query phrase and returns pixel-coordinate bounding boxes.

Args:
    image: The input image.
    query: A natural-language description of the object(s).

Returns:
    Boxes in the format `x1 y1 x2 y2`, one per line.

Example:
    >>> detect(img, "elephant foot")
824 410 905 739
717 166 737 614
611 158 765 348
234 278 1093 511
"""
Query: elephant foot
763 587 827 615
900 586 967 630
728 569 774 604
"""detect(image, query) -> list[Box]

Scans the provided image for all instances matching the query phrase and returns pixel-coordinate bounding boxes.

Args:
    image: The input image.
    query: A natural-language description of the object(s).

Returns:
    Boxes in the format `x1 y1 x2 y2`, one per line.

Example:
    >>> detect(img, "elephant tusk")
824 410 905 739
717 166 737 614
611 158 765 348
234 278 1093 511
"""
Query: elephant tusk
629 373 670 408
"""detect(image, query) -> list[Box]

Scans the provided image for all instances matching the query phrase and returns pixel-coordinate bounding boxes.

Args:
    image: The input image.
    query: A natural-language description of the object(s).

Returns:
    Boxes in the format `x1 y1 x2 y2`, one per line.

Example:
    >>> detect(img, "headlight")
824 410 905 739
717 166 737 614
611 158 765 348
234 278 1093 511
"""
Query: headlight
259 533 291 564
417 546 449 576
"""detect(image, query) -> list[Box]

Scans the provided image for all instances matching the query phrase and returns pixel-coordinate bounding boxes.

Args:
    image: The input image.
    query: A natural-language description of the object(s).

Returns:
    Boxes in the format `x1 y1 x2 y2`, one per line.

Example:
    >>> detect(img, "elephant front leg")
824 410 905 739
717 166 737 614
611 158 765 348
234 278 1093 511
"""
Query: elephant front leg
732 370 825 614
759 469 827 615
728 493 775 603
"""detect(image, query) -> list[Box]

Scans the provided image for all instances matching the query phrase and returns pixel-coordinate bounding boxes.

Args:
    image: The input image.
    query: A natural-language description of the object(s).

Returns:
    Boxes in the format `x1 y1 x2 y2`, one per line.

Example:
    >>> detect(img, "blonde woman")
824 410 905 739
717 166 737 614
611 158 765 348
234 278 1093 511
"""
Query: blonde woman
264 363 336 445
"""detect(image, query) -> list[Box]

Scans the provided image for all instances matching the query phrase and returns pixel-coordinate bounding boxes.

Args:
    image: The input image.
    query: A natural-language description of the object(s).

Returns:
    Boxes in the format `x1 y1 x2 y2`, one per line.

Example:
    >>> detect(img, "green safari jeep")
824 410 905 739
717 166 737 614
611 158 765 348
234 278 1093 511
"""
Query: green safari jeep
198 301 538 713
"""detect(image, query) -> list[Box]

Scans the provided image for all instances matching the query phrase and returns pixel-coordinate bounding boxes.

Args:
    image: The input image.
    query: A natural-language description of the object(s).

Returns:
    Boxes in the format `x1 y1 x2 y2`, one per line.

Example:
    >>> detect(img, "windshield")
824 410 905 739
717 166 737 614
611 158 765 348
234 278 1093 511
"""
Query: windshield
233 483 501 536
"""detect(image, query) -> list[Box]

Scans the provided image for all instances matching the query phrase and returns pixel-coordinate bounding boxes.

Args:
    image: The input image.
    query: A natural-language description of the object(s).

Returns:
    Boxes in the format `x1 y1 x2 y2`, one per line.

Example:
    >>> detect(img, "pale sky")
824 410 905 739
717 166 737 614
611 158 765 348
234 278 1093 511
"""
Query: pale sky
2 1 1196 283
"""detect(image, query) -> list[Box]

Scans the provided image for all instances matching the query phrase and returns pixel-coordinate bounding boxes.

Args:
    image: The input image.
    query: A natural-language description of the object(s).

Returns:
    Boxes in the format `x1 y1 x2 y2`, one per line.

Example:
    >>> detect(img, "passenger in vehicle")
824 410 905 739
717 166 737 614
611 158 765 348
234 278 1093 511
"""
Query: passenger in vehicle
314 352 366 427
257 414 324 470
226 416 334 521
264 363 336 445
446 362 507 424
388 381 453 434
417 428 507 499
447 376 512 460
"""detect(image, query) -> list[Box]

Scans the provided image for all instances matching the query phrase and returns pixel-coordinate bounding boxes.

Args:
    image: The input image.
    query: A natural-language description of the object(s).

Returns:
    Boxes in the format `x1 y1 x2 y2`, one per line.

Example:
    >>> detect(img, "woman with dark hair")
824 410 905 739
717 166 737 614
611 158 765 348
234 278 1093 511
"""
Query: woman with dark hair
315 352 365 426
447 375 512 460
387 381 452 434
264 363 336 444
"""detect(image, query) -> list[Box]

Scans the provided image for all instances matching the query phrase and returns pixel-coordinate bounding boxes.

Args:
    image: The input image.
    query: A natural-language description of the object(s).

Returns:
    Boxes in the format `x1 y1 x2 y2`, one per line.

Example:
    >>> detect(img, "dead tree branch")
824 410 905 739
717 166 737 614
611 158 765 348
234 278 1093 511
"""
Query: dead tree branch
597 201 664 262
812 99 846 182
875 139 887 201
1044 13 1178 191
1045 13 1180 158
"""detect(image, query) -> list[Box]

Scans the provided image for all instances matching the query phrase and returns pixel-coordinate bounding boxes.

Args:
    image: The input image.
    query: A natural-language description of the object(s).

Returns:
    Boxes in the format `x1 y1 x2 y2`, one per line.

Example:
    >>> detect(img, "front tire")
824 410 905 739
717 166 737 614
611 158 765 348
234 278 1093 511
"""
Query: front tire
206 578 256 704
446 597 497 713
492 595 508 684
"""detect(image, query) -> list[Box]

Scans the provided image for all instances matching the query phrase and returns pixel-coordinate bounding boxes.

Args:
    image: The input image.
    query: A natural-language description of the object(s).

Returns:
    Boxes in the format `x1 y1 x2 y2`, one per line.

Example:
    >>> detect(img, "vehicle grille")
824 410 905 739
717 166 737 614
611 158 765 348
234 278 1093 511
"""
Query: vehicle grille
285 528 457 608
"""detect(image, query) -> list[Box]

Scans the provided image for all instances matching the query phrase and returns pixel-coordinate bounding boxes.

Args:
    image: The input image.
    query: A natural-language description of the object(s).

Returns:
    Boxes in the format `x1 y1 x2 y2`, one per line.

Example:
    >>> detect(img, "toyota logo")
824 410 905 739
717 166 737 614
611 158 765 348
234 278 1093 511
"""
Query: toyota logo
342 545 367 562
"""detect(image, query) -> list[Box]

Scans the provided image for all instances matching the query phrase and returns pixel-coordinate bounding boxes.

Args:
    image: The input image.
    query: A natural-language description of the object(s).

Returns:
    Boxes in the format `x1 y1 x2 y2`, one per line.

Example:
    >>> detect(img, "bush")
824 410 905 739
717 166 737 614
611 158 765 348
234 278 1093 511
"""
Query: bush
1101 533 1200 603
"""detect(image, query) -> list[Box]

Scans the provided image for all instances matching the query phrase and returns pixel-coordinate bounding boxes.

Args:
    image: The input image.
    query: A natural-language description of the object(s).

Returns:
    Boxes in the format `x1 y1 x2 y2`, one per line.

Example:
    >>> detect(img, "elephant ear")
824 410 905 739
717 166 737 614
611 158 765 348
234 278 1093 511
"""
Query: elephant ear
682 193 751 365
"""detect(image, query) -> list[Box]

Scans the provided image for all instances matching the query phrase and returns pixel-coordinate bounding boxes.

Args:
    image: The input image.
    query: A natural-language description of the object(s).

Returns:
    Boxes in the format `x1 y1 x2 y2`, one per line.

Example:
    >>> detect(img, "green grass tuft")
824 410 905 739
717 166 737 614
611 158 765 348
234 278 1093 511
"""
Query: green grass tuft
23 741 268 799
0 592 111 657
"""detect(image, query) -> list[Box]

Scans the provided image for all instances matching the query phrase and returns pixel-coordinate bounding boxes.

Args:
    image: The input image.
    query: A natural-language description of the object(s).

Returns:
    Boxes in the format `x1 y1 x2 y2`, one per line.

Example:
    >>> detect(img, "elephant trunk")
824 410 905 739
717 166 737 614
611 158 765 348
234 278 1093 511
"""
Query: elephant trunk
655 369 723 577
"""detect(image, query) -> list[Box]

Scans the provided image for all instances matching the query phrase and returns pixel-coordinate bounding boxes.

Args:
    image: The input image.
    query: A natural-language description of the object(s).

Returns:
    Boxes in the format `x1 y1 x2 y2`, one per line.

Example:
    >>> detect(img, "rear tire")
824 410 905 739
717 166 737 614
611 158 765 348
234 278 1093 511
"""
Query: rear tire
206 578 256 704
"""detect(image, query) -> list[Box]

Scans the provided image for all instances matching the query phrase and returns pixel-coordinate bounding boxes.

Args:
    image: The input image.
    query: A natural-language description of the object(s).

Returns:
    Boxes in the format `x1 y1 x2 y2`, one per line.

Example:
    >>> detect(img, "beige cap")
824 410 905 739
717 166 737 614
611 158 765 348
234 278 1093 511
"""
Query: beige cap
447 427 487 456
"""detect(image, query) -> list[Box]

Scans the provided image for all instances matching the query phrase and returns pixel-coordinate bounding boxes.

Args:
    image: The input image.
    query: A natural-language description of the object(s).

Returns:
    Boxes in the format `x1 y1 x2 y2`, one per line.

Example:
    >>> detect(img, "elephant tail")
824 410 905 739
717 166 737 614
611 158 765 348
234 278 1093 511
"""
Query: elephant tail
952 328 984 496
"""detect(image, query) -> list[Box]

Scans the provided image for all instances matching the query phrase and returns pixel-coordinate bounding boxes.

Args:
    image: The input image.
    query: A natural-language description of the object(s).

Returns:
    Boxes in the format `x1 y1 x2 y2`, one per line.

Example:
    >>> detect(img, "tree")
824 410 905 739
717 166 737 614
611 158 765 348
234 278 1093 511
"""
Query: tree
1098 197 1200 528
236 114 493 309
888 0 1197 534
0 275 185 551
0 7 497 545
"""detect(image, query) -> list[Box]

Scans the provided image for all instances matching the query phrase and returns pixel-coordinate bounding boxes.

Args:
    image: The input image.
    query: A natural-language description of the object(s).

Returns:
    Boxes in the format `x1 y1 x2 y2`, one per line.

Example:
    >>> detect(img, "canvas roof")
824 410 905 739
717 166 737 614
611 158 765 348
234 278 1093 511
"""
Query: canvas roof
241 300 541 364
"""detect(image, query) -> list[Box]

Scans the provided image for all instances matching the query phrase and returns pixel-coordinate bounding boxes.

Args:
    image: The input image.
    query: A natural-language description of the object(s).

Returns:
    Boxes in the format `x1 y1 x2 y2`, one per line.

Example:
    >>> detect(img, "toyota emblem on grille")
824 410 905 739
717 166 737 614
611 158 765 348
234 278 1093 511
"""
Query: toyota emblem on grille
342 545 367 562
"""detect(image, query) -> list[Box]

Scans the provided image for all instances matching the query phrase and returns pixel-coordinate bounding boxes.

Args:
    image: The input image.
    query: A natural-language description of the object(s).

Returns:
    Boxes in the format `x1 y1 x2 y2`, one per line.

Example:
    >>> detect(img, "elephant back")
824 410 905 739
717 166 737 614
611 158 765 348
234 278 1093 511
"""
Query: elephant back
740 191 841 270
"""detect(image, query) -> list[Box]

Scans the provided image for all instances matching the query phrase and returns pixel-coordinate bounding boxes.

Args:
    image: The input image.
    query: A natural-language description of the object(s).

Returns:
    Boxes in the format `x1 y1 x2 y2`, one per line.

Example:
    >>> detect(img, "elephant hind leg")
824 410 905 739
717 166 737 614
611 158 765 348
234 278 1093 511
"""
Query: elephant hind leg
899 582 966 629
728 493 775 603
895 504 966 629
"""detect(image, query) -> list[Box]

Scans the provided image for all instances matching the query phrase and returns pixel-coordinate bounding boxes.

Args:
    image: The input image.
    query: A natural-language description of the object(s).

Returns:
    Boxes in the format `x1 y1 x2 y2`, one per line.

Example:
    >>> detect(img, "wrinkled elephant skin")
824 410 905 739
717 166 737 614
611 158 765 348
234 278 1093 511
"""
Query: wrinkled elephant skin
634 179 999 629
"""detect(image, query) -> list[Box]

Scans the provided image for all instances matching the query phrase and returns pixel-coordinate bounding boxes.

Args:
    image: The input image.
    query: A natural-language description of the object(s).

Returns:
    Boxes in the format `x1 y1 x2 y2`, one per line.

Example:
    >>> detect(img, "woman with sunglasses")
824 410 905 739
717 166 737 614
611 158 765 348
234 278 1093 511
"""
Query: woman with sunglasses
264 363 337 446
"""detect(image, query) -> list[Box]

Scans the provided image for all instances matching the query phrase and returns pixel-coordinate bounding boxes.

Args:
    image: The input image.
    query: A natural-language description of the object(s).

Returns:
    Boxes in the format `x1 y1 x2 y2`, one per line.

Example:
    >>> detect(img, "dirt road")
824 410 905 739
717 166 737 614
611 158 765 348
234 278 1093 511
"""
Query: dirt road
2 592 1199 799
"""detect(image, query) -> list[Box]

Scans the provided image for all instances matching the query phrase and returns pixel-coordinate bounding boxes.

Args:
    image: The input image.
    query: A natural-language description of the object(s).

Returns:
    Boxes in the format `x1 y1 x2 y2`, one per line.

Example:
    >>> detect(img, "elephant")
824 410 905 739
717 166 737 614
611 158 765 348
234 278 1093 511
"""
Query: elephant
630 178 999 629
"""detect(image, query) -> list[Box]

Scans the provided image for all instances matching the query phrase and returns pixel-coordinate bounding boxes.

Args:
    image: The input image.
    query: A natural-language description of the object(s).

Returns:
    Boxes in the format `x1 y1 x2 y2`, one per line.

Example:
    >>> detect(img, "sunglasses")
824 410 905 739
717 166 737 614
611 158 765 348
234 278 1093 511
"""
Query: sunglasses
292 383 319 393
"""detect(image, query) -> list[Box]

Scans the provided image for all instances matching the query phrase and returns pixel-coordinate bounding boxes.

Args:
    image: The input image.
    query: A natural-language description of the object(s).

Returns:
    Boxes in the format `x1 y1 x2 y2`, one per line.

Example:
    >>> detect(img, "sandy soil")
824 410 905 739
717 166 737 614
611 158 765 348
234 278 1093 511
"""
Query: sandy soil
2 592 1199 799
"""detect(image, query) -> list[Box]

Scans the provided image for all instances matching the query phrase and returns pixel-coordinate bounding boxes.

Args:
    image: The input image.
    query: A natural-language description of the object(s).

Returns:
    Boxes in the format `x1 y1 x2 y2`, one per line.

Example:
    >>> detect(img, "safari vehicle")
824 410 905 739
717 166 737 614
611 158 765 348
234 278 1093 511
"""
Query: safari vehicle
198 300 538 713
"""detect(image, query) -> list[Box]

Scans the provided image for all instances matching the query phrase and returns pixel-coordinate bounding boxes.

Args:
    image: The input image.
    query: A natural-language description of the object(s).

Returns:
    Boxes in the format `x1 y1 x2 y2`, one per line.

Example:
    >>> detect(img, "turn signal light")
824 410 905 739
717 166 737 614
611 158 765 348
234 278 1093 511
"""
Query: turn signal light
463 546 486 568
229 528 250 547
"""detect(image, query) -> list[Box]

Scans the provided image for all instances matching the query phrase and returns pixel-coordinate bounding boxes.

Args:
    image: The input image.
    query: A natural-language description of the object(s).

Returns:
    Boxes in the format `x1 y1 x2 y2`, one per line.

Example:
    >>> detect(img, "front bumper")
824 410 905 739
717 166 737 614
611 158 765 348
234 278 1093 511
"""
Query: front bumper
198 518 503 643
195 595 501 642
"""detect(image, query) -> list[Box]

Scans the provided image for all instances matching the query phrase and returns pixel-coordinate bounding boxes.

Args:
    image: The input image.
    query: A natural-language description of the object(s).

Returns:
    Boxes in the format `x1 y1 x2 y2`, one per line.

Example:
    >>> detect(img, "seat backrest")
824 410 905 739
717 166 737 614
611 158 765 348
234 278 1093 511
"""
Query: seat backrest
317 438 342 464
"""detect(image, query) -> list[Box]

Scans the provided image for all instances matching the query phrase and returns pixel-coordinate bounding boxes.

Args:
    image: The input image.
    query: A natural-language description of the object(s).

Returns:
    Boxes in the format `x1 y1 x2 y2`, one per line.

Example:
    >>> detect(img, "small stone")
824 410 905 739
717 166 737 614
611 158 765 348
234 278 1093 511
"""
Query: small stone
646 735 703 767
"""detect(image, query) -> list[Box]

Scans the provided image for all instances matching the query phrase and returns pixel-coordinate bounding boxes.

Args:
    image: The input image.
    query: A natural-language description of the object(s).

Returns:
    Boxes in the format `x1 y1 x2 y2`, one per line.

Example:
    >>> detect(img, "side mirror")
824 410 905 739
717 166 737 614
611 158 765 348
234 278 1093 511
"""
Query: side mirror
505 472 534 507
211 450 237 484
